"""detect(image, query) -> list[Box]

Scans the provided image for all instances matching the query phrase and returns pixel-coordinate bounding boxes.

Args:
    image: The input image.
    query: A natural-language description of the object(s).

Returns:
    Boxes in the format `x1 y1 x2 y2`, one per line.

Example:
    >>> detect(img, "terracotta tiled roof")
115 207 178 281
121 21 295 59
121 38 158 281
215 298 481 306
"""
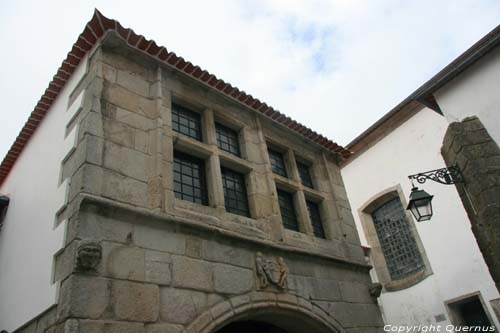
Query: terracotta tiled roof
0 9 350 186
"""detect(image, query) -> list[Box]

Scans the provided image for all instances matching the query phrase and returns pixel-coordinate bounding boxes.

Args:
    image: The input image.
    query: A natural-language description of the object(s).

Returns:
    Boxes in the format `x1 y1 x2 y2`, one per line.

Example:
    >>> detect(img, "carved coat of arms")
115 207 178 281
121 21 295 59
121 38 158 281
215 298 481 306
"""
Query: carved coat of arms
255 252 289 290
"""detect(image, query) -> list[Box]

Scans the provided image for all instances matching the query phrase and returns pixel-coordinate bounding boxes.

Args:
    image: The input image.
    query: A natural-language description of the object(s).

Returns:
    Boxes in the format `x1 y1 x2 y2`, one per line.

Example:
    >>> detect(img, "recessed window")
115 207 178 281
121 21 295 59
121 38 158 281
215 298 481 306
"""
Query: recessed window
216 123 241 157
277 189 299 231
268 149 287 177
297 162 313 188
172 103 202 141
221 167 249 217
372 198 424 280
307 201 325 238
173 151 208 205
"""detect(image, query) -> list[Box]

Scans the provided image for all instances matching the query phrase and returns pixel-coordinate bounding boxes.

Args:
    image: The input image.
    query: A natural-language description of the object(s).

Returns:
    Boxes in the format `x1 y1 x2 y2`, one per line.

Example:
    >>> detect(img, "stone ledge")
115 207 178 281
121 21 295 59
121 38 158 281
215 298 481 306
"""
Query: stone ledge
78 193 371 270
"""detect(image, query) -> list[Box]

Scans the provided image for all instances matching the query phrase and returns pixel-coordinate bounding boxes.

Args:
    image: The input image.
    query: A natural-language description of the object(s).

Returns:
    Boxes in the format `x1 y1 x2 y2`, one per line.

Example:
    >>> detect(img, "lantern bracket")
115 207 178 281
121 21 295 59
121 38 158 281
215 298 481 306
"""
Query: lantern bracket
408 165 464 186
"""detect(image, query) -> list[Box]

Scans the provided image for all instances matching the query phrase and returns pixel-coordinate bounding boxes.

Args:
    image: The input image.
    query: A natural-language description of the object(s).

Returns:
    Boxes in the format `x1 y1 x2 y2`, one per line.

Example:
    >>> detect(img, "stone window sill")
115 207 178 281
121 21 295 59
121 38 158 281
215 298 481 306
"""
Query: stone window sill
384 269 432 292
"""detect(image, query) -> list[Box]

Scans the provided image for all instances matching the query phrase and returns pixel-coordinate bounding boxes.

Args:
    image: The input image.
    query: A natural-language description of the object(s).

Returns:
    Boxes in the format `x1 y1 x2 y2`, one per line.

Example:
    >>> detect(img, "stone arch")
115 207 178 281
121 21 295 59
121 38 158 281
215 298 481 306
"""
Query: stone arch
185 291 345 333
357 184 432 290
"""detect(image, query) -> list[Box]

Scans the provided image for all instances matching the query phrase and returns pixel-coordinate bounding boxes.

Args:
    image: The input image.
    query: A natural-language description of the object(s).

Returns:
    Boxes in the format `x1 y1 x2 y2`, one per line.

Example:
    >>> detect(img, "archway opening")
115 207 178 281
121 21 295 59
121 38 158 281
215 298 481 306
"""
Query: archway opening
215 320 288 333
209 308 337 333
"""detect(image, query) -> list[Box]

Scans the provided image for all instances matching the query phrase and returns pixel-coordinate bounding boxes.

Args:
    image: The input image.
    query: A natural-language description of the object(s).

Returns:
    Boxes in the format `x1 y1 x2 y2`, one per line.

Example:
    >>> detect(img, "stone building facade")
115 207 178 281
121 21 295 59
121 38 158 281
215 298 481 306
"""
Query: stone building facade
0 11 383 333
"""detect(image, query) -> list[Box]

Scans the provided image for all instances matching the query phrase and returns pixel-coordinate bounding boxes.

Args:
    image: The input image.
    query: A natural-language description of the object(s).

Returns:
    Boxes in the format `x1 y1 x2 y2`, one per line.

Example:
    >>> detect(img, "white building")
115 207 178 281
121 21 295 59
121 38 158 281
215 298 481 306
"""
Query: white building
341 25 500 329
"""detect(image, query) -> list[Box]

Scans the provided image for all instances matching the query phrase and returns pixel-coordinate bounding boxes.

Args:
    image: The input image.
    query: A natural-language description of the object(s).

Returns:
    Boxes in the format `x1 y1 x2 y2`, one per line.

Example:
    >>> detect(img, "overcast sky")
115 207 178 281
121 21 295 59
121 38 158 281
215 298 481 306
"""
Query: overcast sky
1 1 499 161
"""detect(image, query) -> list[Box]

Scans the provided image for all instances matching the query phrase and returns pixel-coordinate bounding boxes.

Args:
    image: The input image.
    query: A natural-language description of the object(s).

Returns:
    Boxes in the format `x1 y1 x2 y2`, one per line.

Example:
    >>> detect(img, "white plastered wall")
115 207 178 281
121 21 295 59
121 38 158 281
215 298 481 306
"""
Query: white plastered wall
435 46 500 146
341 108 499 328
0 54 87 331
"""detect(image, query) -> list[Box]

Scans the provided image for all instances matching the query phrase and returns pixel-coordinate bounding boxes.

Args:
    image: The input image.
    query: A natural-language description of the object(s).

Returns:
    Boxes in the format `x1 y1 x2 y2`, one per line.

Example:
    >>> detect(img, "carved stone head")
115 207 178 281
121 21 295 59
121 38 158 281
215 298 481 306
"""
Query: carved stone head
369 282 383 298
76 240 102 272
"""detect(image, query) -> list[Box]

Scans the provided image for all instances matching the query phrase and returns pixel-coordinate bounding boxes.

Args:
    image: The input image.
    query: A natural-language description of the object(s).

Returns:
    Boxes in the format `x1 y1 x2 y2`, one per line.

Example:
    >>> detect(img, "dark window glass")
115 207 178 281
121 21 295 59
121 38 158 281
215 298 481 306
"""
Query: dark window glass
372 198 424 280
297 162 313 188
268 149 287 177
221 168 250 217
216 123 240 157
277 189 299 231
172 103 202 141
173 151 208 205
307 201 325 238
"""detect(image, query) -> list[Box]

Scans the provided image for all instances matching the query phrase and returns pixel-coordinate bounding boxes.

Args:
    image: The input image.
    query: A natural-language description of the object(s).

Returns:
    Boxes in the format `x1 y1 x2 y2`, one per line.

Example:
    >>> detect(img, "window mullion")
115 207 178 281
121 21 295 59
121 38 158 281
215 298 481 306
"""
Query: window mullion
295 190 313 235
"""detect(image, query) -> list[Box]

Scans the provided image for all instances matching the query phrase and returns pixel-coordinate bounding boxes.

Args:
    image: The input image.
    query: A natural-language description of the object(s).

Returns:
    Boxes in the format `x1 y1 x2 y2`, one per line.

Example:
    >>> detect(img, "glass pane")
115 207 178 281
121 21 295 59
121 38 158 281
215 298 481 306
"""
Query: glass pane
372 198 424 280
221 167 250 217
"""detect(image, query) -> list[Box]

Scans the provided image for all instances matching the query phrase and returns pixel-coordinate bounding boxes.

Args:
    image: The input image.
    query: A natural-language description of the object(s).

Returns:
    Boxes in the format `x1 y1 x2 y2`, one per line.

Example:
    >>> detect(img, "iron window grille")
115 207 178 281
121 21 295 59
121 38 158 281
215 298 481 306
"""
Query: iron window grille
372 198 424 280
268 149 287 177
297 162 313 188
277 189 299 231
173 151 208 205
216 123 241 157
307 201 325 238
172 103 202 141
221 167 250 217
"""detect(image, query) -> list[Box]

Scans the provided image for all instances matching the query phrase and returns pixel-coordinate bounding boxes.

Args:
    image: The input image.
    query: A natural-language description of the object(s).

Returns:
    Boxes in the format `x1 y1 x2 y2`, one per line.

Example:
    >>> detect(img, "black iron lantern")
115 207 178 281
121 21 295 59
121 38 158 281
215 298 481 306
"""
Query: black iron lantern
406 186 434 222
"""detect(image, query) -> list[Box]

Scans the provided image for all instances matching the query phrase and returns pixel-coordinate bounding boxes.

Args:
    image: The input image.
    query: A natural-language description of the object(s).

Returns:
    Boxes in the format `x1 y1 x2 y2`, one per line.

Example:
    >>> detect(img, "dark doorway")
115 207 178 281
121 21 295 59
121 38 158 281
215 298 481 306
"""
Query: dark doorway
215 320 288 333
459 298 492 328
447 294 494 330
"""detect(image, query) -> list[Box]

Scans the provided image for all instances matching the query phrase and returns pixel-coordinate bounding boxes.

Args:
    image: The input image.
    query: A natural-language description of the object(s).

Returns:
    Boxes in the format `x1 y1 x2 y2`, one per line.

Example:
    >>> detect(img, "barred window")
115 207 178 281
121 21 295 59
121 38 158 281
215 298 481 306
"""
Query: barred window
277 189 299 231
221 168 250 217
216 123 241 157
297 162 313 188
268 149 287 177
307 201 325 238
172 103 202 141
372 198 424 280
173 151 208 205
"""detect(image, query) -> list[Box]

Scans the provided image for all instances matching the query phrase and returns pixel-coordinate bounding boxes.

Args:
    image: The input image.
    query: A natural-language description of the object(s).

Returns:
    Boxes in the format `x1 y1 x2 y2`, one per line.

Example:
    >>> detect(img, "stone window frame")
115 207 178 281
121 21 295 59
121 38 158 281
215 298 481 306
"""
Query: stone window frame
306 200 326 239
173 150 209 205
358 185 432 291
221 166 250 217
296 160 314 188
172 102 203 142
170 94 259 224
265 139 333 240
215 122 241 157
166 87 338 244
277 188 300 231
268 148 288 178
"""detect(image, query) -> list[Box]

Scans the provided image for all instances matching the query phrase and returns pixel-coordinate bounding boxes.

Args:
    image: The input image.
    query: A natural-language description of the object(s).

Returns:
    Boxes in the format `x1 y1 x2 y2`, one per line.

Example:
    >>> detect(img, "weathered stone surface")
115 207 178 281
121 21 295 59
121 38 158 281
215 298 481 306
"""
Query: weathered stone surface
134 224 185 254
308 278 342 301
102 242 145 281
186 236 202 258
104 84 157 119
160 288 208 324
58 275 110 320
145 323 184 333
76 319 145 333
33 306 57 333
112 280 159 322
213 263 253 294
54 240 77 282
116 69 150 97
322 302 384 328
202 239 253 268
103 118 136 148
339 281 373 303
145 250 172 285
103 141 151 182
78 205 134 243
172 256 213 291
101 168 148 207
442 116 500 291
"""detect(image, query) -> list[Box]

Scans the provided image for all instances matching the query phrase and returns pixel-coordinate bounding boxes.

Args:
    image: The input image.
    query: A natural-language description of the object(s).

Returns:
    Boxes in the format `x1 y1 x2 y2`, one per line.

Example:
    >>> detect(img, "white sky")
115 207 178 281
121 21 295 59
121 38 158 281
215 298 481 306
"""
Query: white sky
0 0 499 161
